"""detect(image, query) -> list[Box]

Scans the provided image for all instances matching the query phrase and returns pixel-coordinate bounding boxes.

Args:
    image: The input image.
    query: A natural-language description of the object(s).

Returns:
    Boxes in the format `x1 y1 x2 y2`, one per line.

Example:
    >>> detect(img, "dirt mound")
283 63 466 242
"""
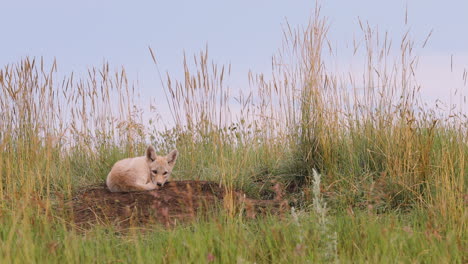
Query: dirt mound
72 180 288 229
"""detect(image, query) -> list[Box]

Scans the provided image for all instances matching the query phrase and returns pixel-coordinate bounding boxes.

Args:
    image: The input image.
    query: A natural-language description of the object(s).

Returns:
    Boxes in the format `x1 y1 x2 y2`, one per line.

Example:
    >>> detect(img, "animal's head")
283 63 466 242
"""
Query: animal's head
146 146 178 187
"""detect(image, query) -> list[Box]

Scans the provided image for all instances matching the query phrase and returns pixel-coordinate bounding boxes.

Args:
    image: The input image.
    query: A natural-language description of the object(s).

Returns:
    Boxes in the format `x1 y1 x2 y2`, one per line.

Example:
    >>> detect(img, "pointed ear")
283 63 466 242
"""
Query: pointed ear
166 149 178 166
146 145 156 161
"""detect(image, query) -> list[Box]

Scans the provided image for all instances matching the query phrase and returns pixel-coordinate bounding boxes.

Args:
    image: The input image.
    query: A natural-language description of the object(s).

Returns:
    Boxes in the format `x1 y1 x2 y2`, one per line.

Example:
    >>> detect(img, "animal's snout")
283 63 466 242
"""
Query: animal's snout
156 182 163 187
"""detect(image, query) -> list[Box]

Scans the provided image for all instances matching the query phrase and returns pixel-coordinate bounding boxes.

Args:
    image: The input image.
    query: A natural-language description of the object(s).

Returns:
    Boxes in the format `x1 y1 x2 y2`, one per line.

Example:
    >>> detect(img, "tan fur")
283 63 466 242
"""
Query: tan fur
106 146 178 192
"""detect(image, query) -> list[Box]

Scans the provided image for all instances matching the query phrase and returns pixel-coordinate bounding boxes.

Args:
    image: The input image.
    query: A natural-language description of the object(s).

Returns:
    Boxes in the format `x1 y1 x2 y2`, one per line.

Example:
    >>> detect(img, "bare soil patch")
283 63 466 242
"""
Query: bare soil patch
72 180 288 229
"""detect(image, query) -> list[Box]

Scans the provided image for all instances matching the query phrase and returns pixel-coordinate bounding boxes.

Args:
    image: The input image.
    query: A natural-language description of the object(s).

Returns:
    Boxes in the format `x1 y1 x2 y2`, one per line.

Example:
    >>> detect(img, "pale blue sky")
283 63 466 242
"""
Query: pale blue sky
1 0 467 115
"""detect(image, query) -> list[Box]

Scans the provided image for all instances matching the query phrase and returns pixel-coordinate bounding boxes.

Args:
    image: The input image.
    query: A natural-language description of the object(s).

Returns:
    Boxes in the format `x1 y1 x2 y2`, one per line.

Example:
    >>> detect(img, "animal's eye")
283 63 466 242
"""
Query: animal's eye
163 171 168 175
152 170 158 174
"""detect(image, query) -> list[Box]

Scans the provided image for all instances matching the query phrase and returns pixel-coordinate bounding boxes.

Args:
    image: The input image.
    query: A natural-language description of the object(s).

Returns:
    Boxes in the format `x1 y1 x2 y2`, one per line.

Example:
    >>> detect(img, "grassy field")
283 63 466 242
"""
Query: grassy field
0 11 466 263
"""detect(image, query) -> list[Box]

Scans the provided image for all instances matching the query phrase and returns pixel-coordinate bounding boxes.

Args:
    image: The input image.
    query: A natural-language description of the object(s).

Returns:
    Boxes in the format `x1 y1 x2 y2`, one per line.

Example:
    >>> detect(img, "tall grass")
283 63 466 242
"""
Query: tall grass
0 7 465 263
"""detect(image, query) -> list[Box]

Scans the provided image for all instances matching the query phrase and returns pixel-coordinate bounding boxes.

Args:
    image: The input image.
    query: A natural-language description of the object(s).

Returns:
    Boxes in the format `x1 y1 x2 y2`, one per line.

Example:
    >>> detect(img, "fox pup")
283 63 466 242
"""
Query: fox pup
106 146 178 192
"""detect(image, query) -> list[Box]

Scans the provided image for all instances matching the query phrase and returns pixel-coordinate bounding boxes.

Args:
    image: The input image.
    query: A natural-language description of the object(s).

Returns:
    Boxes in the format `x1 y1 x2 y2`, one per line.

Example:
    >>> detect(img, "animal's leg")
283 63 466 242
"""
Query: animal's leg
130 182 158 191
